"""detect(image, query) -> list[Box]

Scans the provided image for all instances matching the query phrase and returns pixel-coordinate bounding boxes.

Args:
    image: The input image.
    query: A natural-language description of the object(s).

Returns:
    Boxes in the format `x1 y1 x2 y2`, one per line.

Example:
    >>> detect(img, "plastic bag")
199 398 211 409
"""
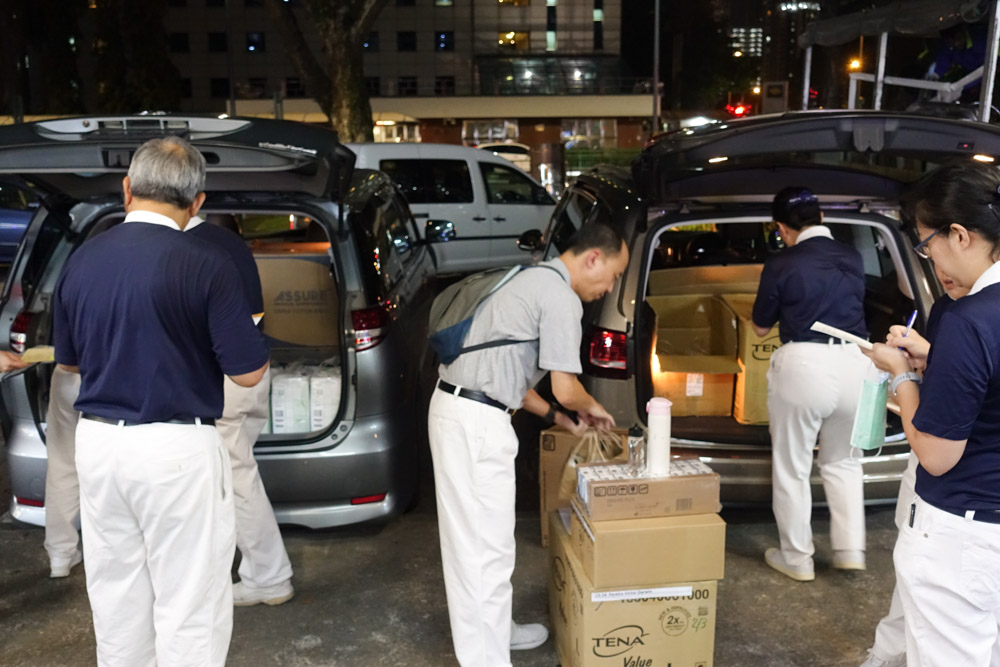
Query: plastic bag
851 363 890 454
557 428 623 503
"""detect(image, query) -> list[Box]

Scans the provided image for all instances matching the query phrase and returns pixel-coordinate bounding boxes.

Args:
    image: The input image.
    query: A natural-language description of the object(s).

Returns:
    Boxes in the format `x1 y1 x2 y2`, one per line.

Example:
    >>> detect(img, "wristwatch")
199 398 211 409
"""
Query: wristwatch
543 403 558 425
890 372 922 396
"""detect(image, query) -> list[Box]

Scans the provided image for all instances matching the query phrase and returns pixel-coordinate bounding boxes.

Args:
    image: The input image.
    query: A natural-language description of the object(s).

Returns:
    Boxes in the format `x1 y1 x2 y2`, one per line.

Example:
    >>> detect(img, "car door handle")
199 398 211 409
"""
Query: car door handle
493 217 506 222
473 216 487 221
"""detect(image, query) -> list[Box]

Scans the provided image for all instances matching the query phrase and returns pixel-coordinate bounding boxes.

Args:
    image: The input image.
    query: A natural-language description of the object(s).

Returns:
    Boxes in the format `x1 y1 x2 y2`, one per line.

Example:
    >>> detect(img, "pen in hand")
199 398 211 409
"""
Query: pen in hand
899 309 918 351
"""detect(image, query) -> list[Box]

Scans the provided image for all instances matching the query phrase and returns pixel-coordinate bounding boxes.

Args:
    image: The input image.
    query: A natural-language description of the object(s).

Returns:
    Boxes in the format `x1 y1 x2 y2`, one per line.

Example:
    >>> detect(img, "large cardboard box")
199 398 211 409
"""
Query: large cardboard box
718 294 781 425
648 264 763 296
549 512 717 667
254 251 340 348
539 428 627 547
647 294 739 416
576 460 721 521
569 499 726 589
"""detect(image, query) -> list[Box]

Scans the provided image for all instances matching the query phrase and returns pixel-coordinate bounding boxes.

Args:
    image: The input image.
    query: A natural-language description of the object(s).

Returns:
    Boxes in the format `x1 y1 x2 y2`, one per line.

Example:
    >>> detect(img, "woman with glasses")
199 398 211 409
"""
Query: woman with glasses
752 186 871 582
865 160 1000 666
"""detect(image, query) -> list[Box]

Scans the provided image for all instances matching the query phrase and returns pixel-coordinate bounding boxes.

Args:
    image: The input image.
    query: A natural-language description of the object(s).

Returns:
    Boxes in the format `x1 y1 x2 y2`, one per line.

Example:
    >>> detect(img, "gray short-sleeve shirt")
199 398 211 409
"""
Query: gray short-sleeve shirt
438 258 583 409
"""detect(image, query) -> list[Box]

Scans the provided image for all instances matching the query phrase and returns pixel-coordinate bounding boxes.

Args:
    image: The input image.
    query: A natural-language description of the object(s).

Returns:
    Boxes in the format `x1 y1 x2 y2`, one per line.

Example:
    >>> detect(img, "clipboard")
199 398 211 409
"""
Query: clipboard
809 321 873 350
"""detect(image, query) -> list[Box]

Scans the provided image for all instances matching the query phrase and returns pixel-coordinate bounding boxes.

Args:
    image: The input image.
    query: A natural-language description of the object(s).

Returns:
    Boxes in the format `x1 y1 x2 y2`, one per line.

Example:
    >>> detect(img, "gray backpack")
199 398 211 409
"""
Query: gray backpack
428 264 561 364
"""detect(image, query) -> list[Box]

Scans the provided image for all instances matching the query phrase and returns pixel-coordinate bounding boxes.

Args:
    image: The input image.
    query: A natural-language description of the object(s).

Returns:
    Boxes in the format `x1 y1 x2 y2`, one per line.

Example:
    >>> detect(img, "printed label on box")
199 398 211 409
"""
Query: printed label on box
686 373 704 396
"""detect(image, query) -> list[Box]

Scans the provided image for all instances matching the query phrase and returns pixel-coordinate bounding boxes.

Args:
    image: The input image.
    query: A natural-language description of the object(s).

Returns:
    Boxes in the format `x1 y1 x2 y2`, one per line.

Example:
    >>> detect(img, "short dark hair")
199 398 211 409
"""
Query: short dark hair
566 223 625 257
902 160 1000 257
772 186 821 230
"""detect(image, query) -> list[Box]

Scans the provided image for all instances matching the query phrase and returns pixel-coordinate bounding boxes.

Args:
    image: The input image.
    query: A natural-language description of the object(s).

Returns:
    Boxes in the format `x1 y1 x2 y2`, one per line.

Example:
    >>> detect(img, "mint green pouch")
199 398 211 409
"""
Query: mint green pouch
851 364 890 453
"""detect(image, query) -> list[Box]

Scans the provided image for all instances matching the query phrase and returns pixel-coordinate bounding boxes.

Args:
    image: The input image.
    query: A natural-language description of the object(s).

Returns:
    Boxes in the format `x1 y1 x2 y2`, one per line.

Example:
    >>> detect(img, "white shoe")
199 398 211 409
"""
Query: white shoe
859 648 906 667
510 621 548 650
232 580 294 607
764 547 815 582
833 549 867 571
49 550 83 578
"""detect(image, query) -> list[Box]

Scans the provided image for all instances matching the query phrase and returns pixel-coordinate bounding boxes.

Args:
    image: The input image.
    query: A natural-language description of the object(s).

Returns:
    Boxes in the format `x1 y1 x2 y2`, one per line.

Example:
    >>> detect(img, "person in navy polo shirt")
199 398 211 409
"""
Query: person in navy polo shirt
185 214 294 607
53 136 269 667
752 186 871 582
865 161 1000 666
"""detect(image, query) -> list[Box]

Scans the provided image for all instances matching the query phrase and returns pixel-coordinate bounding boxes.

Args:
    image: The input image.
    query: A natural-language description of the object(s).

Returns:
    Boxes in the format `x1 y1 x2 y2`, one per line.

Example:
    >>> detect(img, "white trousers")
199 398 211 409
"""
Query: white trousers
43 366 82 563
428 387 518 667
895 496 1000 667
76 418 235 667
216 370 292 589
870 452 918 661
767 341 868 567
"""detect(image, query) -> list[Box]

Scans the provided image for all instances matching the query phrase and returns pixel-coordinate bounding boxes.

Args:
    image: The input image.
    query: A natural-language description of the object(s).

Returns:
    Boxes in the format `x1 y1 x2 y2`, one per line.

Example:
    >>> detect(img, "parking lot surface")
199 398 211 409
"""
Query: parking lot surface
0 430 900 667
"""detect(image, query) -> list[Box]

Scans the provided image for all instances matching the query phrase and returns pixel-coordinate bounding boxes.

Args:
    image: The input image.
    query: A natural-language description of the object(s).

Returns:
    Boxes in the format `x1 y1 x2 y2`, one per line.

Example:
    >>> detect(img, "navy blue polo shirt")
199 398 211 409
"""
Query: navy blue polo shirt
53 213 270 422
752 227 868 344
913 282 1000 510
186 218 264 317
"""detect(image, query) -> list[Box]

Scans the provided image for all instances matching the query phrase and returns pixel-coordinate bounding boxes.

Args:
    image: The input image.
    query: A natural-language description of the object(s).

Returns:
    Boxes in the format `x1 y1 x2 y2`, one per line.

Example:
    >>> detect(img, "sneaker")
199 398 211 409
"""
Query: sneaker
764 547 815 582
510 621 548 650
49 550 83 578
833 549 867 571
232 580 294 607
859 648 906 667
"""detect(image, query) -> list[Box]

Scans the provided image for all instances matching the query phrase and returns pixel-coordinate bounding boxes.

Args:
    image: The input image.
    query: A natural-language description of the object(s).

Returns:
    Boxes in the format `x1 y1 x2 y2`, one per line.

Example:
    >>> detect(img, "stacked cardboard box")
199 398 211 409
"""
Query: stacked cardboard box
549 456 726 667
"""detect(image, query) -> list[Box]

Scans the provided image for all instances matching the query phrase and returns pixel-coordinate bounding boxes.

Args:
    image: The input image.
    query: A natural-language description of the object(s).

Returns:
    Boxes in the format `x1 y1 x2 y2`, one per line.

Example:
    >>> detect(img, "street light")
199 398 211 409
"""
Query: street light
848 58 862 71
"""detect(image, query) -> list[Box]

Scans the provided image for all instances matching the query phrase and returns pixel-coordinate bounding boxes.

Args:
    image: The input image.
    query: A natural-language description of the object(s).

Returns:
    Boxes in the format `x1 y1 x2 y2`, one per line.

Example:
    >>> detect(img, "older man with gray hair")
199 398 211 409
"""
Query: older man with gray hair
53 136 270 667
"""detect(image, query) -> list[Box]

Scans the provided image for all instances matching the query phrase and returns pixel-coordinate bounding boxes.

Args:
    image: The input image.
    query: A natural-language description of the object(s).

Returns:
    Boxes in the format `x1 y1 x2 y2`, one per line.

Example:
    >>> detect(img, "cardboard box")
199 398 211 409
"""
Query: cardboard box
576 460 721 521
648 264 763 296
651 371 734 417
569 499 726 589
539 427 628 547
549 511 717 667
647 294 739 417
254 252 340 348
718 294 781 425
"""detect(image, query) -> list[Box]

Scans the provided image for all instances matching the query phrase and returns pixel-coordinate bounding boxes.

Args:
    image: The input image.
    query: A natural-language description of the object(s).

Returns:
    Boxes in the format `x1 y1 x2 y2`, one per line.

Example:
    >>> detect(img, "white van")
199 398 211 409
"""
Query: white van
348 143 555 273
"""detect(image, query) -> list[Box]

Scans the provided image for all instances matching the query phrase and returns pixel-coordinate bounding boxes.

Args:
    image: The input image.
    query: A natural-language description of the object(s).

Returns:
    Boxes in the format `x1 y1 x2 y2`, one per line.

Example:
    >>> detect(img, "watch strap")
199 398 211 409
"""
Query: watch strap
890 372 922 396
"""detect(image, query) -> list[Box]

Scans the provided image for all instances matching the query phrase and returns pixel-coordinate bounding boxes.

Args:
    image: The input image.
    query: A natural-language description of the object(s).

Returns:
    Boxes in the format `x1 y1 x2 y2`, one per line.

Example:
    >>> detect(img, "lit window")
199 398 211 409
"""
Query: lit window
497 31 530 51
593 9 603 21
498 0 530 5
546 31 556 51
435 31 454 52
246 32 266 53
435 0 454 4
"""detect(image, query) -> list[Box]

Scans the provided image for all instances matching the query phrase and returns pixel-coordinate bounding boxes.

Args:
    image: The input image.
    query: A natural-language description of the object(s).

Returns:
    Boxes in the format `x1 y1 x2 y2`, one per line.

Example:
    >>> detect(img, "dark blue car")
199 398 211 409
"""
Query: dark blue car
0 180 39 264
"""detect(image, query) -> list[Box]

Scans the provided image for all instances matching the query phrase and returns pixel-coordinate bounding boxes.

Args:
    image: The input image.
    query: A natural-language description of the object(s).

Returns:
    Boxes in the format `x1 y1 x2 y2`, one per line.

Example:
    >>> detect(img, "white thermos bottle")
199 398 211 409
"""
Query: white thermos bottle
646 397 672 476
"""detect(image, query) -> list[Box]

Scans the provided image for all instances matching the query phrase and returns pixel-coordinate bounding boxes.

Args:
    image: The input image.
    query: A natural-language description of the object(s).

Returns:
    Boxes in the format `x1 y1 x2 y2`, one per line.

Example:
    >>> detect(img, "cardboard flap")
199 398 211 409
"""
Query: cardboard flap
648 264 764 296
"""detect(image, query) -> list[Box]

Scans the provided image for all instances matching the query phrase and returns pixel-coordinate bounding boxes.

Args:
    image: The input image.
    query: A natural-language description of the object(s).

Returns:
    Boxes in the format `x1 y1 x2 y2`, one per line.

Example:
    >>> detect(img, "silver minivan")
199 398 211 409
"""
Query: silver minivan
348 142 555 273
0 115 436 529
526 111 1000 505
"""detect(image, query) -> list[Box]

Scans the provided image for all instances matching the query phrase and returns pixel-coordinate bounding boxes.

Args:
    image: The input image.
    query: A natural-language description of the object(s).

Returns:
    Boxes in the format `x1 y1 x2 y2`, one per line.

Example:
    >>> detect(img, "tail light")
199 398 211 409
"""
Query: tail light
10 310 33 354
351 305 390 351
14 495 43 508
586 328 628 379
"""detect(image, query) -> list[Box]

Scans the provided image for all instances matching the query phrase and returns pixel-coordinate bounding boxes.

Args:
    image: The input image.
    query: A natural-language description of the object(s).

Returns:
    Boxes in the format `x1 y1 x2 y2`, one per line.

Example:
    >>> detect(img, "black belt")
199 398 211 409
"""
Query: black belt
936 504 1000 525
791 336 840 344
436 380 515 415
82 413 215 427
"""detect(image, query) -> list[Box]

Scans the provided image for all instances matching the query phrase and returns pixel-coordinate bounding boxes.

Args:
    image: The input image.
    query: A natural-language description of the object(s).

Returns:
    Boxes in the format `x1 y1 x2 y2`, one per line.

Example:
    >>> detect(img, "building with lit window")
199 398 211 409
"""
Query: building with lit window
158 0 656 158
761 0 821 102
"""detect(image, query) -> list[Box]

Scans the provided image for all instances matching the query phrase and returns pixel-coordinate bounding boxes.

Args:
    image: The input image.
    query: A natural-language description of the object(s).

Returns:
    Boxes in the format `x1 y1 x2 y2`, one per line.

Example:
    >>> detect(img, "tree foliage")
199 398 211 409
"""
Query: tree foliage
265 0 389 142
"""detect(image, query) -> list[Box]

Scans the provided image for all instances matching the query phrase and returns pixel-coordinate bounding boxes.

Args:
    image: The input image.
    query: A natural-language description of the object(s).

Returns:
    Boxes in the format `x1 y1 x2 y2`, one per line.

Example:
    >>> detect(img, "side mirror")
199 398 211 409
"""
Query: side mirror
426 219 456 243
517 229 544 251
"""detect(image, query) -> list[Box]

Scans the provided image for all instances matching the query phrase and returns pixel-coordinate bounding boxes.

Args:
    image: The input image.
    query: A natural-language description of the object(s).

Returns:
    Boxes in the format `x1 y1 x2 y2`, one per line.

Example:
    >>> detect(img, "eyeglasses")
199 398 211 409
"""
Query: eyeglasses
913 228 943 259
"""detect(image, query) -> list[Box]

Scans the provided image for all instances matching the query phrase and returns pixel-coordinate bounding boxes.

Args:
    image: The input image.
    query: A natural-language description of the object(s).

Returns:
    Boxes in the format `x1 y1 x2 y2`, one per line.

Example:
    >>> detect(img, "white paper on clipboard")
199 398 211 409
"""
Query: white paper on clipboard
809 321 874 350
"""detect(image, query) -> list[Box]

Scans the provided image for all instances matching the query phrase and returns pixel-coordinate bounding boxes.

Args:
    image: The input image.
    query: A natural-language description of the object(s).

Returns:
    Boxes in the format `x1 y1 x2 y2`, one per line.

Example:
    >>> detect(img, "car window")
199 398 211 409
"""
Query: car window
650 222 771 269
0 182 36 210
379 159 474 204
479 162 549 205
546 190 596 258
826 222 897 281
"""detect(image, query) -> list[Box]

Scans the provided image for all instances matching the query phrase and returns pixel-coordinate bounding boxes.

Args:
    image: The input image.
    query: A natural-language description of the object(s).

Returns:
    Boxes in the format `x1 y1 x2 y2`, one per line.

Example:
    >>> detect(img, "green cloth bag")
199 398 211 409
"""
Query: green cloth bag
851 364 890 452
